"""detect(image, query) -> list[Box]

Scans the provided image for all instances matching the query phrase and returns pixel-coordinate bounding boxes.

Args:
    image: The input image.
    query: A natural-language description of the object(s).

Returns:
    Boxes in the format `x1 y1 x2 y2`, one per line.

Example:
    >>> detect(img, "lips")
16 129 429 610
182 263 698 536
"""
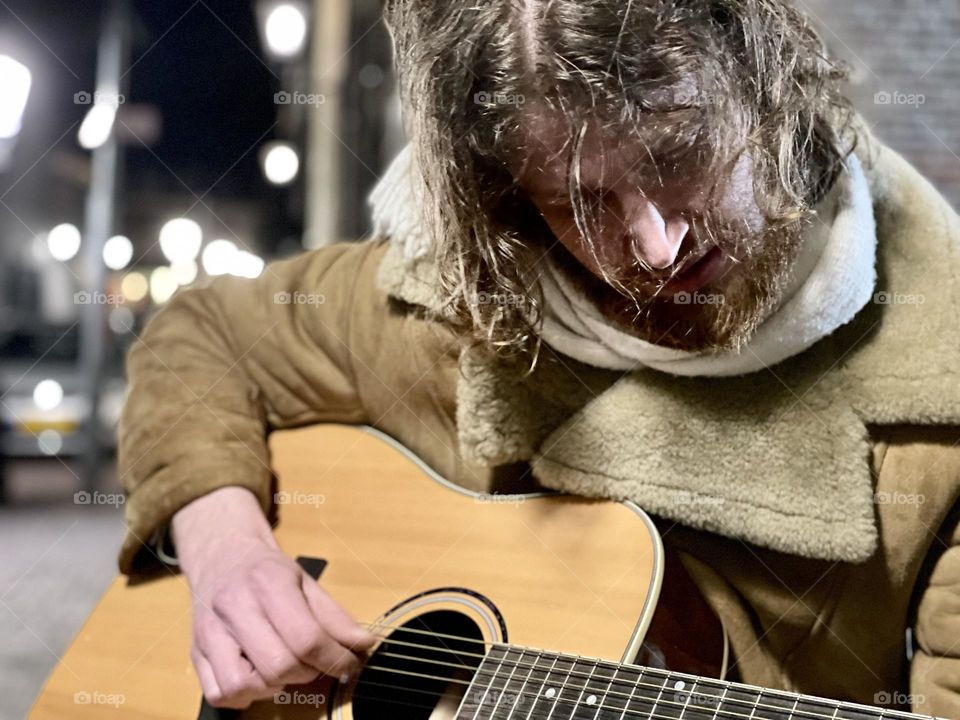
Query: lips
660 245 726 294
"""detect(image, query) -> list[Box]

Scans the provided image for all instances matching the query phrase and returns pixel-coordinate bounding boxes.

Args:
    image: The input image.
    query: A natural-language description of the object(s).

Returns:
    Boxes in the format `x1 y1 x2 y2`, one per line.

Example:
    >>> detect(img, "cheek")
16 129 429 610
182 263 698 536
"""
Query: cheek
542 212 580 253
714 155 766 235
542 211 615 278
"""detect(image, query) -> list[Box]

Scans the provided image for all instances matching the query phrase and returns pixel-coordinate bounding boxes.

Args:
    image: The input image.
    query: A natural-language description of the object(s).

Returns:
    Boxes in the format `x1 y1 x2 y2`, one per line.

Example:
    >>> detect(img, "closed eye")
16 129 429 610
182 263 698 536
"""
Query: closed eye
541 194 572 208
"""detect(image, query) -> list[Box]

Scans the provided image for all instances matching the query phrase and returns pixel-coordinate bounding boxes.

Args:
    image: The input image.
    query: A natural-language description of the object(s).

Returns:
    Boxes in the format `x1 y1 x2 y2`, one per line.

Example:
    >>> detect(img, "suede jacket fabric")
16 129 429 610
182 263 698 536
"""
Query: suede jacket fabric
118 127 960 717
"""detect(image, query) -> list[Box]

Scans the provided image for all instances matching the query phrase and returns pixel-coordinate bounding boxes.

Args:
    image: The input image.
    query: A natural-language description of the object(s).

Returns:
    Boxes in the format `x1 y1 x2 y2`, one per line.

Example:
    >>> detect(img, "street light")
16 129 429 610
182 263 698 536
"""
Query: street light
159 218 202 264
149 266 178 304
261 141 300 185
170 260 198 286
201 239 238 276
0 55 32 140
47 223 82 262
120 271 148 302
78 102 118 150
260 2 309 60
231 250 265 279
33 379 64 411
103 234 133 270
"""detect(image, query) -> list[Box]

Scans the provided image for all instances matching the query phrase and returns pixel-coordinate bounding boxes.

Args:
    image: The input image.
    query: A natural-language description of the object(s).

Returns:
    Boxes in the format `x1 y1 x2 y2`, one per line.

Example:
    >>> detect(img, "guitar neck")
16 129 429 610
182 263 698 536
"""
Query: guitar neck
454 644 936 720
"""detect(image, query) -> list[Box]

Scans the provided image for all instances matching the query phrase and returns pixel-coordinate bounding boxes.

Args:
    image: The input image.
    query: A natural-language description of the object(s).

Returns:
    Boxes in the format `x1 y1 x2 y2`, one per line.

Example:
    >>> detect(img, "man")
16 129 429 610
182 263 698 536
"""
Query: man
118 0 960 713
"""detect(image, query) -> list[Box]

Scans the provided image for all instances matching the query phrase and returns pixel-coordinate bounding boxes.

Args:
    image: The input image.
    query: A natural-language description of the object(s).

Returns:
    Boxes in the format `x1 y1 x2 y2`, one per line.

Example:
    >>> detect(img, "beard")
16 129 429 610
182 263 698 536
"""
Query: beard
551 213 806 353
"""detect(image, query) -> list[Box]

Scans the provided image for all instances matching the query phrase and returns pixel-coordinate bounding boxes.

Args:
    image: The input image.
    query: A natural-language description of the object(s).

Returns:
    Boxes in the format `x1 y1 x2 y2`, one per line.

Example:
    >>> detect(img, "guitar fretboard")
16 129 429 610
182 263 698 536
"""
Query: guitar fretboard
453 645 938 720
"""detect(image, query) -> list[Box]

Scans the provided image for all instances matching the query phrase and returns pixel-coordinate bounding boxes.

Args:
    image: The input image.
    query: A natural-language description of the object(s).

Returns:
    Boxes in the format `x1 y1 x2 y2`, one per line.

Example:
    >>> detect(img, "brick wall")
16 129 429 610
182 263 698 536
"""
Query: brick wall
801 0 960 206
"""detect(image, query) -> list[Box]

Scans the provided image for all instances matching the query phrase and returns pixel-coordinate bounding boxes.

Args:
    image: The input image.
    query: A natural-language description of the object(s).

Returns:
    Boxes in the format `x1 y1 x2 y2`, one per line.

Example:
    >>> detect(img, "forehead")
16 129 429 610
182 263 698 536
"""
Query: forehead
510 72 707 178
512 108 710 195
513 111 640 189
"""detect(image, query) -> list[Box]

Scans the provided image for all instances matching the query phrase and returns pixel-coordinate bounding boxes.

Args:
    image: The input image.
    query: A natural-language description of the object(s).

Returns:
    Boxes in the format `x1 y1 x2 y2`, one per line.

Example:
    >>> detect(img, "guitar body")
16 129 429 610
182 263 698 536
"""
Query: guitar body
30 424 726 719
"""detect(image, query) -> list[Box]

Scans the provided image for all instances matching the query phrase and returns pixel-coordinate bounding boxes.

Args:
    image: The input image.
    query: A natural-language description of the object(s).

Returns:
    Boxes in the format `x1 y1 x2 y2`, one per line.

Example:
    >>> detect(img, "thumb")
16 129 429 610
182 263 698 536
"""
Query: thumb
300 574 378 655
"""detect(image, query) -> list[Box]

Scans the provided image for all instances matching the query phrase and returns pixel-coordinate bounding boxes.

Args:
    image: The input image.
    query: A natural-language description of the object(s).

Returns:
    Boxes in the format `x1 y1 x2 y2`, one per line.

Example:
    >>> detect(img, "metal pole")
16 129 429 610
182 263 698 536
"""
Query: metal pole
79 0 130 493
304 0 351 248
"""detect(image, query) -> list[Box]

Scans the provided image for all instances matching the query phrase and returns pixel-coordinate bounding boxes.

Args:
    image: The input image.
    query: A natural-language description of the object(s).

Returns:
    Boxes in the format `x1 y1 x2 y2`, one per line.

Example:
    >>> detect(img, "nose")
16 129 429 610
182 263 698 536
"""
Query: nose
627 199 689 270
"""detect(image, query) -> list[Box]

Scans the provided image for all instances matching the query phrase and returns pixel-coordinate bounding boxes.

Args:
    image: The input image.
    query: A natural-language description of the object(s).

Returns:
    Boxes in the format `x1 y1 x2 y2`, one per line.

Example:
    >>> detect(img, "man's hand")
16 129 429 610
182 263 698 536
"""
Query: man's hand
171 487 377 709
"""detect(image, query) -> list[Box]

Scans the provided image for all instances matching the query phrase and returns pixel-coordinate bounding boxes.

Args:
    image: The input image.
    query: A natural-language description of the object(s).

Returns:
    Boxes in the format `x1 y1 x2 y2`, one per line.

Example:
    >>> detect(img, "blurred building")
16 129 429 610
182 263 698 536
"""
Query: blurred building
0 0 399 475
806 0 960 205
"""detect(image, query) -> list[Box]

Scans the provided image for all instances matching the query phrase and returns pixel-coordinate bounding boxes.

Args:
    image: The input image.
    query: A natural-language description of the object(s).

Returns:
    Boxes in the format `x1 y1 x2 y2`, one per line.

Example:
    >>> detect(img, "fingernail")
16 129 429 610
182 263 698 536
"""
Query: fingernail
339 673 351 685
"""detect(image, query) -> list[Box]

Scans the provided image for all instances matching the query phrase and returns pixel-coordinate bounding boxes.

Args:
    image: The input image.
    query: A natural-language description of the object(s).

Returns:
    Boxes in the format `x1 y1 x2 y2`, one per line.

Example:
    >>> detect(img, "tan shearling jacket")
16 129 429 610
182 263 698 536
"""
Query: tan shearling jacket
117 130 960 717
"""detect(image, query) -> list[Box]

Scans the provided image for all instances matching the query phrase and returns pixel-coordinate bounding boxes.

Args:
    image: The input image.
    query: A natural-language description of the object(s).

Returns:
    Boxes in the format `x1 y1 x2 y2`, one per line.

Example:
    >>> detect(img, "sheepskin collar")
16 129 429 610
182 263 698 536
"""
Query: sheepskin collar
372 126 960 563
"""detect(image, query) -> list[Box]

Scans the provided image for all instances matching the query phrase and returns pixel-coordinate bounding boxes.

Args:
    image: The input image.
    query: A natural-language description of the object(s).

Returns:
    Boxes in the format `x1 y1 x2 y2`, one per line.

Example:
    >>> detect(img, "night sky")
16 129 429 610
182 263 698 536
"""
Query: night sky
0 0 283 221
128 0 280 197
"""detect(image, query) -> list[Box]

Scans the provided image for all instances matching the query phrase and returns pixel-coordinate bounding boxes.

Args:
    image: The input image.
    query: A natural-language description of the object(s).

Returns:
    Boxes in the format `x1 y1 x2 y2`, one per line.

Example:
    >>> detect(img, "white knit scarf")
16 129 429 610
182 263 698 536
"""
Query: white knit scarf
370 145 877 377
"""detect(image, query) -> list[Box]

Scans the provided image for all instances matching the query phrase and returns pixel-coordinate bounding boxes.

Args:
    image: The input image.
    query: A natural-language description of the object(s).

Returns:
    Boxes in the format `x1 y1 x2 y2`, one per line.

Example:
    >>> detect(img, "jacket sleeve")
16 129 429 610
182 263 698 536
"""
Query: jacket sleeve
117 239 388 574
910 516 960 718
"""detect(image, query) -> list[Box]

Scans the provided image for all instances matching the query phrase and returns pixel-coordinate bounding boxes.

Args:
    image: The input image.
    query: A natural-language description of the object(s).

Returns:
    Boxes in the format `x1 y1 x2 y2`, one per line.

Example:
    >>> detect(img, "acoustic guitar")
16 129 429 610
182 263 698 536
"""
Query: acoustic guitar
29 425 922 720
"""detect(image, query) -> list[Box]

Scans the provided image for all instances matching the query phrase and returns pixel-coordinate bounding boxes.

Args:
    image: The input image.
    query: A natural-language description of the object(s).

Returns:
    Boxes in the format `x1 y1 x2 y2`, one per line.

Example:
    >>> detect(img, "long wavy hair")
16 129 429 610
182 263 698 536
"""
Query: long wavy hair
383 0 857 359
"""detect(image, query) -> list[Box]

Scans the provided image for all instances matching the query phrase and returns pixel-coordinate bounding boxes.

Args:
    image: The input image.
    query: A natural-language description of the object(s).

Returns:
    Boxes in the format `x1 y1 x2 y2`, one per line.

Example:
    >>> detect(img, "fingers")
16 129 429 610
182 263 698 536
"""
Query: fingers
255 567 354 677
194 619 284 709
297 574 378 678
189 540 376 709
301 574 378 656
192 649 223 703
211 579 319 688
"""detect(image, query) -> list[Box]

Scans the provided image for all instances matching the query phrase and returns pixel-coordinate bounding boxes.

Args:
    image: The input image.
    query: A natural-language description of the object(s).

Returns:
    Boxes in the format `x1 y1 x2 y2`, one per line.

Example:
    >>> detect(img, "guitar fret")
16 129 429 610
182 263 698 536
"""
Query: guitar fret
790 696 802 720
652 667 672 720
586 662 619 719
748 688 761 720
502 649 539 718
550 656 591 719
836 700 888 720
567 666 593 720
479 646 511 719
721 682 763 720
566 658 600 719
796 695 844 720
716 684 731 719
547 658 577 720
488 647 526 718
455 645 509 720
524 652 562 720
544 655 578 719
680 676 728 720
654 672 691 720
457 647 938 720
605 664 639 718
582 659 617 718
754 687 802 720
677 676 698 720
622 667 670 720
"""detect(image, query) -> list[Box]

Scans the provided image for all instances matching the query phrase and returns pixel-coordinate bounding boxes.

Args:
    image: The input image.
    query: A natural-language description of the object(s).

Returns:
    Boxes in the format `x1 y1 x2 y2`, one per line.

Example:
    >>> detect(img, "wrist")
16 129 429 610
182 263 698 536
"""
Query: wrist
171 486 275 577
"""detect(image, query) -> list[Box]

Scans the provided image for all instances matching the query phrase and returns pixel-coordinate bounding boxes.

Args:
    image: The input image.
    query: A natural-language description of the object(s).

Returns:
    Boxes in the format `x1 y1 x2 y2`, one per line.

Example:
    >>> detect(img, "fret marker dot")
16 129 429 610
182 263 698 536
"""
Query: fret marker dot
586 695 598 705
545 688 556 699
674 681 686 691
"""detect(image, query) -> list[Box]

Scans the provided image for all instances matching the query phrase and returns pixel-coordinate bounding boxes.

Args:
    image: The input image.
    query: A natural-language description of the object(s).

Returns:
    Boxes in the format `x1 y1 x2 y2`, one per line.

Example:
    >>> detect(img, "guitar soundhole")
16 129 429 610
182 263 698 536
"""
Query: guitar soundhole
352 610 484 719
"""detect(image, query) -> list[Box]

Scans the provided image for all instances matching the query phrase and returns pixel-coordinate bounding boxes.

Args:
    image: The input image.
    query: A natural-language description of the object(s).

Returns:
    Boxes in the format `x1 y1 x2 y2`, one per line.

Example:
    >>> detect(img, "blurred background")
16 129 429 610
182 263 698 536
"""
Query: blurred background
1 1 959 718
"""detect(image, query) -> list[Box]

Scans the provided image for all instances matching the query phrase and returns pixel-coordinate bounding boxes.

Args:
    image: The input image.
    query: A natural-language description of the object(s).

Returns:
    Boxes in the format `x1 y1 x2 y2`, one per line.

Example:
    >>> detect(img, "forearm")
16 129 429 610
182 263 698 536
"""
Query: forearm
117 241 384 574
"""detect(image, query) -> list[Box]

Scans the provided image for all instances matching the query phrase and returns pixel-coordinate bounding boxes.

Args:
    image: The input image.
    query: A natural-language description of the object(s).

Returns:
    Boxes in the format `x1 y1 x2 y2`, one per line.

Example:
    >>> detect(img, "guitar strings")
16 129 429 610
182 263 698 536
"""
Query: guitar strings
352 663 726 718
351 673 845 720
362 624 866 720
361 653 789 720
368 652 723 717
349 672 681 718
362 625 797 717
355 623 922 720
351 663 834 720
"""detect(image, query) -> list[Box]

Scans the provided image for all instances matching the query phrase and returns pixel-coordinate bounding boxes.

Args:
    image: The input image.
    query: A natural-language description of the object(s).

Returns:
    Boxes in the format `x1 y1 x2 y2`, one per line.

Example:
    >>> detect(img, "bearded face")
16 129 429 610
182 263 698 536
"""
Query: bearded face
513 109 805 352
385 0 852 358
